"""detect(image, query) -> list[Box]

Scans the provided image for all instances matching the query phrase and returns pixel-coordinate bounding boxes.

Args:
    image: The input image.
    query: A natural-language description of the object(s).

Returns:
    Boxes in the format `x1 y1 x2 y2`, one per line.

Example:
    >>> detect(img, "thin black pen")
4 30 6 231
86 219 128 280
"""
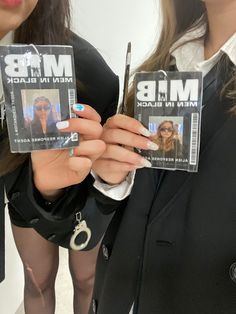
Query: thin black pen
119 42 131 115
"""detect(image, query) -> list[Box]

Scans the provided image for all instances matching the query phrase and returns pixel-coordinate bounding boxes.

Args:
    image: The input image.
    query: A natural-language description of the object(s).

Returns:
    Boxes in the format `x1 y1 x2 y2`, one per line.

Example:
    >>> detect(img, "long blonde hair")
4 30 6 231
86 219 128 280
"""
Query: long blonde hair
127 0 236 116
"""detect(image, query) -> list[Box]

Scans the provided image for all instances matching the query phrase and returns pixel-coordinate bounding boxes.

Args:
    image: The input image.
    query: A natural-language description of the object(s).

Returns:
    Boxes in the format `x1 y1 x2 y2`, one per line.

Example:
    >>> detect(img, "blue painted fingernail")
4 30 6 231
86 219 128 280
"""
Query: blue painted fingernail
73 103 85 111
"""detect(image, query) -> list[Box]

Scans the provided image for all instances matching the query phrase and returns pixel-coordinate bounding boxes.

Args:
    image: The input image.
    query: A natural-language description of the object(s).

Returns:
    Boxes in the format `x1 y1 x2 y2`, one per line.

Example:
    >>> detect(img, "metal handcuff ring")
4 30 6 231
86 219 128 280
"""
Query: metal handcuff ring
70 212 91 251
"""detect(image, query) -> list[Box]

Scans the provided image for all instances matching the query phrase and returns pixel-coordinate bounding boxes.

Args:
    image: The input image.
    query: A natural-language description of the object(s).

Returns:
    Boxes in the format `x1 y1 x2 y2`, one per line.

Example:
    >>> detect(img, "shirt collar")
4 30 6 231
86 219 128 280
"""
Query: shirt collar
170 24 236 76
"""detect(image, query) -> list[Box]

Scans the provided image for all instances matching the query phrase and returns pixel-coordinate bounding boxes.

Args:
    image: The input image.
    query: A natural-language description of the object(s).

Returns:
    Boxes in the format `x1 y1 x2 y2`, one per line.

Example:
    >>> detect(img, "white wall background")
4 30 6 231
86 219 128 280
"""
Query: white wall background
71 0 160 93
1 1 160 313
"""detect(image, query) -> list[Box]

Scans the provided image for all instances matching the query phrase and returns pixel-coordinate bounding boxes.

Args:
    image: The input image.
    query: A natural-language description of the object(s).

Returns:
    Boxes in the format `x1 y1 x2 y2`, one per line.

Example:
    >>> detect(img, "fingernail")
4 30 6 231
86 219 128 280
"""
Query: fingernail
56 121 69 129
141 158 152 168
147 141 159 150
73 103 85 111
139 127 151 137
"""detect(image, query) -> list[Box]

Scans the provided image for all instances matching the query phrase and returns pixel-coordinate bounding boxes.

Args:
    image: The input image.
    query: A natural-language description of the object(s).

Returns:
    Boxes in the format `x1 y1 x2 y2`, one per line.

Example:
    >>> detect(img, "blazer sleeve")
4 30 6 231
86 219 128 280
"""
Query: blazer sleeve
86 175 127 215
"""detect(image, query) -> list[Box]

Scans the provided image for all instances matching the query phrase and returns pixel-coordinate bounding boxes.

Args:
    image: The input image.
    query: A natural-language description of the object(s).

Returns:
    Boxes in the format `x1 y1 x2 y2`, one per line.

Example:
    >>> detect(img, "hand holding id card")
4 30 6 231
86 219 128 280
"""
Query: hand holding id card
134 70 203 172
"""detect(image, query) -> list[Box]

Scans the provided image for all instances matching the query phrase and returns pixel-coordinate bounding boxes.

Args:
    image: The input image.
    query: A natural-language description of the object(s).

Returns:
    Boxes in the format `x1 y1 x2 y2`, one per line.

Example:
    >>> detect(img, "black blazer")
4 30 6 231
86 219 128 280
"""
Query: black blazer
0 33 119 281
86 61 236 313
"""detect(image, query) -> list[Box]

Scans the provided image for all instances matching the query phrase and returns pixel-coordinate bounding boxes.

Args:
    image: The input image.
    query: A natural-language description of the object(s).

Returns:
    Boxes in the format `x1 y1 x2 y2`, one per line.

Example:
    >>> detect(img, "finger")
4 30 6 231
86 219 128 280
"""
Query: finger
102 144 151 167
67 156 92 183
93 159 139 175
102 129 159 151
70 140 106 162
72 103 101 122
105 114 151 137
56 118 103 139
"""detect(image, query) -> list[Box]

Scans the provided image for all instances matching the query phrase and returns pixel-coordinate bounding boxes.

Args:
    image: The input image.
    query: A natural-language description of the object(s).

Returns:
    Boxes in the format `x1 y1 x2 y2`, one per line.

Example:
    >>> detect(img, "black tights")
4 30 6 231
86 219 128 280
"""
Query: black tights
11 225 100 314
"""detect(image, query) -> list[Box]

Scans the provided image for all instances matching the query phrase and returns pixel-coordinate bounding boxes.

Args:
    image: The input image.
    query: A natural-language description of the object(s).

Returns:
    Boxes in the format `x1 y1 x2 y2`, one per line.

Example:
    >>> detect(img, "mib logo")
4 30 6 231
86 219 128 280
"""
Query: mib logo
4 54 73 78
137 79 199 102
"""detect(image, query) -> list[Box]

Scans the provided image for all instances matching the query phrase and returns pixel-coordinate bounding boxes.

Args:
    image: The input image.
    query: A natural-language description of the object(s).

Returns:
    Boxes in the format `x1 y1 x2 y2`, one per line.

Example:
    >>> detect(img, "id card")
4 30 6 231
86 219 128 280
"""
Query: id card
134 70 203 172
0 44 78 152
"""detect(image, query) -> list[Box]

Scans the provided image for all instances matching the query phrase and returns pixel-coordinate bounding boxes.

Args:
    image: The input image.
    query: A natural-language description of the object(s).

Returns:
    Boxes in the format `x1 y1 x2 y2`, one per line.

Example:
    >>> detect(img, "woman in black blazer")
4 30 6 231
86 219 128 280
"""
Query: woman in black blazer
0 1 118 313
89 0 236 313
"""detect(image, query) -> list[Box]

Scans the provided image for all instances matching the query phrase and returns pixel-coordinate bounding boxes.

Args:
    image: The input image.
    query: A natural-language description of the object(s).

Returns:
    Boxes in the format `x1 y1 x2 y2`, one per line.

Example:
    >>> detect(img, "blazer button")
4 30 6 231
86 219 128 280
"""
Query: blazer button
230 262 236 283
47 234 56 241
11 192 21 200
102 244 109 260
29 218 39 225
92 299 97 313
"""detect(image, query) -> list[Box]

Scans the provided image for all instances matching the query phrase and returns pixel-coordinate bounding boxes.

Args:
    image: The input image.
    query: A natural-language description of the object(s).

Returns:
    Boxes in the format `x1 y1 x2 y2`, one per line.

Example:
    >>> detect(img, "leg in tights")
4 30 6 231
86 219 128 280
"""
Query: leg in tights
69 241 101 314
11 225 59 314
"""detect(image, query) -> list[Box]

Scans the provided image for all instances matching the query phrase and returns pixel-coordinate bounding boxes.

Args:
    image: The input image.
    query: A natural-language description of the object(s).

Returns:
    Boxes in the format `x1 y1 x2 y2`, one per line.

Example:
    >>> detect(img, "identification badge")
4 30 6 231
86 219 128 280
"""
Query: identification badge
0 44 79 152
134 70 203 172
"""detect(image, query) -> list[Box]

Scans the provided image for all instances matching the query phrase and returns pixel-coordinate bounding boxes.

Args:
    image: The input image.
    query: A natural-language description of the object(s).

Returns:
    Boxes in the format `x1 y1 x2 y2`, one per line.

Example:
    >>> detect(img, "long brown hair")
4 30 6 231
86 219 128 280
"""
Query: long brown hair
154 120 177 152
127 0 236 116
0 0 72 175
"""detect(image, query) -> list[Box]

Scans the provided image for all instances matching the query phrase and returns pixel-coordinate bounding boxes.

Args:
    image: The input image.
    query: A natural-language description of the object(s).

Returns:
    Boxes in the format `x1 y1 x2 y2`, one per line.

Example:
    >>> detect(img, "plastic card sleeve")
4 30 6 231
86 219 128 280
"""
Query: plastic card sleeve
0 44 79 152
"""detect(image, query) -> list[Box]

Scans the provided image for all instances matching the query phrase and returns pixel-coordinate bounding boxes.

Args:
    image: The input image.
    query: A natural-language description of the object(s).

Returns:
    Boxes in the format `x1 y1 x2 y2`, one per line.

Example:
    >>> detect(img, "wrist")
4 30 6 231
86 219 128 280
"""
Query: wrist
39 188 64 202
33 171 64 201
94 172 130 186
99 177 127 185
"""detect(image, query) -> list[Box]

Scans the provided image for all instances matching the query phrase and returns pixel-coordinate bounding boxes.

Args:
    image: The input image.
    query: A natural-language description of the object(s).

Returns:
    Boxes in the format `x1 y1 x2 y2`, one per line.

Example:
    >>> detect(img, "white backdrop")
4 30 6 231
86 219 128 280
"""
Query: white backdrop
71 0 160 94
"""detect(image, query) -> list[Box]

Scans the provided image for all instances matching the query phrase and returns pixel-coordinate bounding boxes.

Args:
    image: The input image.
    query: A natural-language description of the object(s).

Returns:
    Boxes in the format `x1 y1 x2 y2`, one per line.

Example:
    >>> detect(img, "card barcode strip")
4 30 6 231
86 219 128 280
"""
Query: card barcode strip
68 88 78 141
189 113 199 165
68 89 76 118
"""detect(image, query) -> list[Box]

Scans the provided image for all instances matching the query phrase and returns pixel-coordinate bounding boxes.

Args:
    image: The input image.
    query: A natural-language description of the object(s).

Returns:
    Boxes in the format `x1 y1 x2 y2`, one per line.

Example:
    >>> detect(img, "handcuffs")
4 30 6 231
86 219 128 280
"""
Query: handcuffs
70 211 91 251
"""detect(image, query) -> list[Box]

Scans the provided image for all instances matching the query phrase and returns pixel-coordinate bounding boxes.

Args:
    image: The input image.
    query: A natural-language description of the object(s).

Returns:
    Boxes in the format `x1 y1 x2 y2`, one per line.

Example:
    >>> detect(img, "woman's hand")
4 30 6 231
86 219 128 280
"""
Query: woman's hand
31 104 106 200
92 114 158 185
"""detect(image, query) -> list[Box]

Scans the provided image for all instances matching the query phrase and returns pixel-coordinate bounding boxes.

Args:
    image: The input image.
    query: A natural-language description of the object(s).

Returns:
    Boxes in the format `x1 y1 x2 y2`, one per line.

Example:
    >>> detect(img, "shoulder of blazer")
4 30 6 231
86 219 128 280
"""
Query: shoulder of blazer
67 32 119 123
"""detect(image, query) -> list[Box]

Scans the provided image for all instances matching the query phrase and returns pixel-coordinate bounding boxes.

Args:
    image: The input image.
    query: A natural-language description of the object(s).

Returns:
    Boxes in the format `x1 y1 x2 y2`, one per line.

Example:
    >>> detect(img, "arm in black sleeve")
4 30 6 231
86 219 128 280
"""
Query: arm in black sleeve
4 159 88 248
4 159 127 249
86 174 128 215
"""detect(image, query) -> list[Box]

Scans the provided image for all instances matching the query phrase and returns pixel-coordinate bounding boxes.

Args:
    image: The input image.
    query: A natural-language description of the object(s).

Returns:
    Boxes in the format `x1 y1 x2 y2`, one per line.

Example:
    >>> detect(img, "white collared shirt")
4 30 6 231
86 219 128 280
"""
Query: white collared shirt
171 24 236 76
93 26 236 201
0 31 13 45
